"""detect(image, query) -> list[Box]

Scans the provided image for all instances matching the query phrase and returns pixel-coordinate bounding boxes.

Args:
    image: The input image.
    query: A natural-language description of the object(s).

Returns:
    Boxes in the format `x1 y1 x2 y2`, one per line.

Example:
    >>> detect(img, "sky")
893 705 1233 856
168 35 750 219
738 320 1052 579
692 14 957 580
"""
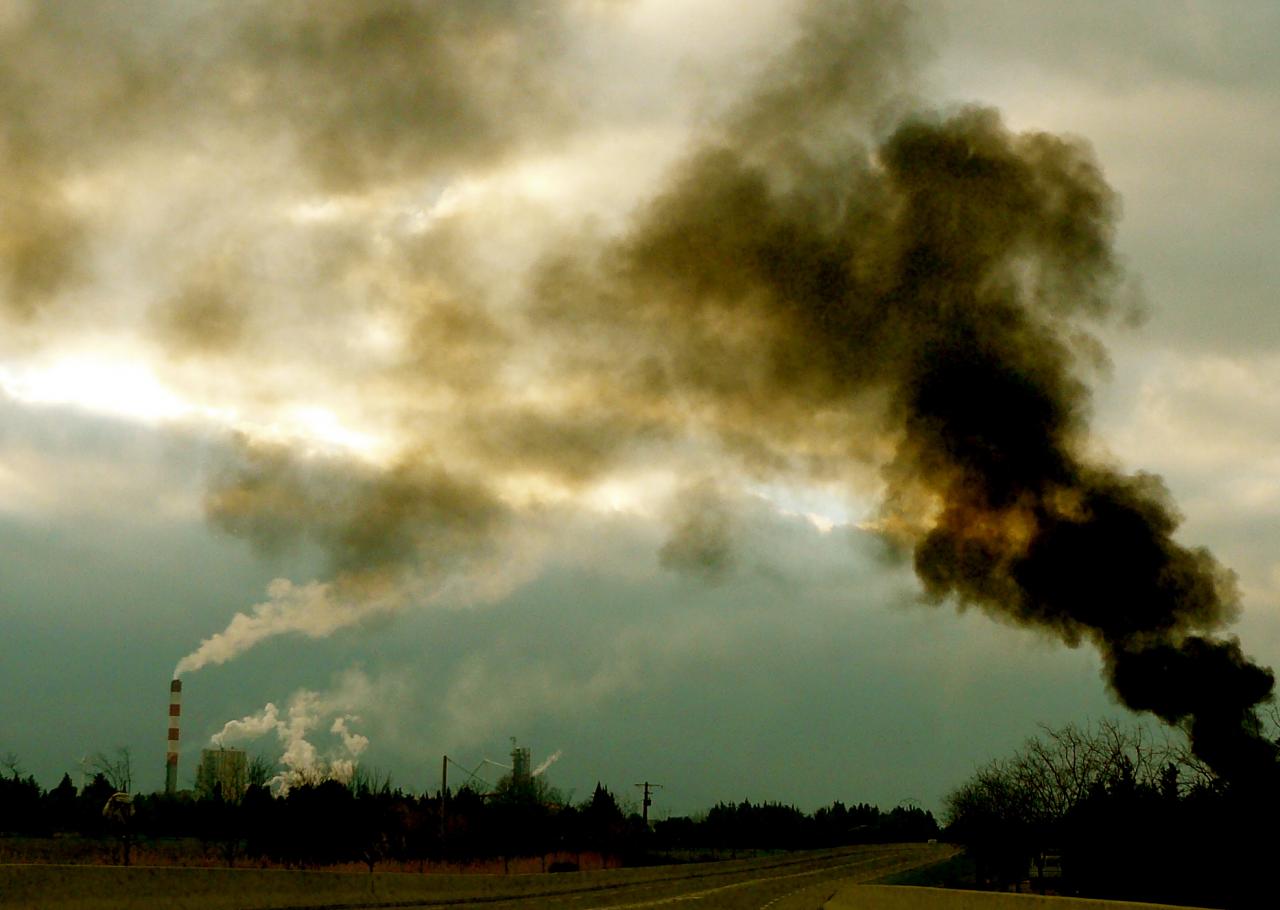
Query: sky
1 0 1277 816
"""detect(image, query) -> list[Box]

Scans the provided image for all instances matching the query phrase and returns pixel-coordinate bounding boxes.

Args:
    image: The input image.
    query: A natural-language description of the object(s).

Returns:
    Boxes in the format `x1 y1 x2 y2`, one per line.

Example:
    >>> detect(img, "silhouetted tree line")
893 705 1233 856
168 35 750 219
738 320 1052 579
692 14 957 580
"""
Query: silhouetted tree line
0 766 641 869
943 719 1280 909
0 768 123 839
653 799 937 854
1 755 938 869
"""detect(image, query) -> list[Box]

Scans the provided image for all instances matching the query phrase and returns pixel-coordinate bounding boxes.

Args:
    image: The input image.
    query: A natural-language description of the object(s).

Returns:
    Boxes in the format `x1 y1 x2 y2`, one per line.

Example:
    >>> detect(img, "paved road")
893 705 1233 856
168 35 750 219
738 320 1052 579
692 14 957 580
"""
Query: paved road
346 844 956 910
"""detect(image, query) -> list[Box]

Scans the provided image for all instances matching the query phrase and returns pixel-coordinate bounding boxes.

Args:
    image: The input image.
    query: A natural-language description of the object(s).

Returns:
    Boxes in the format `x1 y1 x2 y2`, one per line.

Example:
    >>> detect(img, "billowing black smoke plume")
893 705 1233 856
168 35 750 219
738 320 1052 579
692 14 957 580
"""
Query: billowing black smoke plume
539 2 1275 779
9 0 1268 777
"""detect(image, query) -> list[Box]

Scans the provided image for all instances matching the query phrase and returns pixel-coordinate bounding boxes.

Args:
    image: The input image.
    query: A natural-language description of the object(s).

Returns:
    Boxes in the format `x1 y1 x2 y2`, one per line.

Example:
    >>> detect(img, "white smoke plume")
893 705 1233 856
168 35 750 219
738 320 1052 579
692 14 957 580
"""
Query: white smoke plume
174 530 545 676
532 749 562 777
210 702 281 747
209 673 374 793
331 716 370 758
174 579 397 677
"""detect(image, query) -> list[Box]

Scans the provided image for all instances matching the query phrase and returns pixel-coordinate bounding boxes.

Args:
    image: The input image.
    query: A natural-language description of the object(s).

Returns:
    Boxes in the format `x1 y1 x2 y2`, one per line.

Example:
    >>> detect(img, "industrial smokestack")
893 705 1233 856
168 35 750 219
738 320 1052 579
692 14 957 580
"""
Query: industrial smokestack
510 739 531 786
165 678 181 795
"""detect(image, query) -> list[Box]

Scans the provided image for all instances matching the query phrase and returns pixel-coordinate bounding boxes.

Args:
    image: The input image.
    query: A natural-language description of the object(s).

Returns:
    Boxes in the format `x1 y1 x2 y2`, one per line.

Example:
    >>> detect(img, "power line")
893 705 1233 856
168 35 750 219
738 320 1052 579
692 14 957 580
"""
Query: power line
634 781 663 827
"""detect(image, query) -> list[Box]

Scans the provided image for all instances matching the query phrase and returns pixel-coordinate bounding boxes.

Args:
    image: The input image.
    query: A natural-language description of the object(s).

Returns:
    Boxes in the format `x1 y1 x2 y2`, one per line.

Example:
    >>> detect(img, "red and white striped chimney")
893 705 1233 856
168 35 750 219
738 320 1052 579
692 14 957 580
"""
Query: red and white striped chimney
165 678 181 795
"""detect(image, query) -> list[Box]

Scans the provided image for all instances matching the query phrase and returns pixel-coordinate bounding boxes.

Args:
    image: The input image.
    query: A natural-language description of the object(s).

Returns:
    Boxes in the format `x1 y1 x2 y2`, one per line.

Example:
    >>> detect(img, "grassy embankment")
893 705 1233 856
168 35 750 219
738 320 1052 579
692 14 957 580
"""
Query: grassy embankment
1 843 937 910
830 884 1215 910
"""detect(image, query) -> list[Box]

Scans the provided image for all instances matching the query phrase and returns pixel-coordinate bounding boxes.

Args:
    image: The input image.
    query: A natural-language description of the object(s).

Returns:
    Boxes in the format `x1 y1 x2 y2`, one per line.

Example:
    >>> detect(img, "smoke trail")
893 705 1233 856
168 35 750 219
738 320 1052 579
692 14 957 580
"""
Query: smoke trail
175 442 525 674
9 0 1265 778
532 749 563 777
173 547 538 677
3 0 597 676
176 579 377 677
534 1 1275 777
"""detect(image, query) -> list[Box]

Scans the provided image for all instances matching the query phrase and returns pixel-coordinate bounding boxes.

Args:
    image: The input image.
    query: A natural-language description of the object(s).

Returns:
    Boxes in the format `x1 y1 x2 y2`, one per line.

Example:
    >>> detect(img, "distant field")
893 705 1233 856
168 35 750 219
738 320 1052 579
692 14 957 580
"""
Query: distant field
0 835 618 874
877 851 976 889
827 884 1216 910
0 842 953 909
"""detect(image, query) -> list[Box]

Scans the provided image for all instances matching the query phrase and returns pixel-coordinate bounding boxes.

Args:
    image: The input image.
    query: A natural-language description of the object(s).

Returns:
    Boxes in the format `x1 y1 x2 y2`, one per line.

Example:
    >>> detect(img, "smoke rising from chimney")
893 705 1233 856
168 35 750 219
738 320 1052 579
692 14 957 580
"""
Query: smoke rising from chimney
211 701 281 748
3 1 1267 779
532 749 563 777
175 579 394 677
529 2 1275 776
165 678 182 795
211 678 373 792
174 440 533 675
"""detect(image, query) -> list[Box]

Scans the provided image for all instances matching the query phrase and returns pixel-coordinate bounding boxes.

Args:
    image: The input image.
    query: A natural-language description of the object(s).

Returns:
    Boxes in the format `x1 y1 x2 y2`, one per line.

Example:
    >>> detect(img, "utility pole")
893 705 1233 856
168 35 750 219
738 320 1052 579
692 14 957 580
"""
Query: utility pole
634 781 663 828
440 755 449 840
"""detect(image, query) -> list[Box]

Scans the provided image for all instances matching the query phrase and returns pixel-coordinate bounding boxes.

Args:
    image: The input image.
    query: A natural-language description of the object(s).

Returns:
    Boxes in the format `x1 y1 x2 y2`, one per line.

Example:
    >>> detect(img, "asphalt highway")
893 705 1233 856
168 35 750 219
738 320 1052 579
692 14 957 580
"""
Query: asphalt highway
347 843 957 910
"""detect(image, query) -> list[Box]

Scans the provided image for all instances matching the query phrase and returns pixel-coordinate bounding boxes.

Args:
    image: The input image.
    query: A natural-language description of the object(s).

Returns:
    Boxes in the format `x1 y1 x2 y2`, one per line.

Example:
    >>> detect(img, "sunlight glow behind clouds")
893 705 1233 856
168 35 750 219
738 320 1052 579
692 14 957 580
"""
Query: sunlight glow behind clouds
0 354 396 464
1 0 1276 810
0 356 207 423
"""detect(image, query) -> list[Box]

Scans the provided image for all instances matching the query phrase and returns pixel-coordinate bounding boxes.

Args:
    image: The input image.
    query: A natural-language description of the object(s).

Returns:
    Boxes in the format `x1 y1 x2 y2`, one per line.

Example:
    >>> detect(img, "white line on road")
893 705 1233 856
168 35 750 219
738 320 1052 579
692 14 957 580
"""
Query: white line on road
580 850 921 909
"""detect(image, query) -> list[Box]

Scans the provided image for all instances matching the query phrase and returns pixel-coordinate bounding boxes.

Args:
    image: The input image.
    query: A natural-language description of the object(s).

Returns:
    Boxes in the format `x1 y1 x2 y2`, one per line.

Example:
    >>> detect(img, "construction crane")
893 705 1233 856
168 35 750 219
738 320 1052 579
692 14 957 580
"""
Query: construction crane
443 754 509 796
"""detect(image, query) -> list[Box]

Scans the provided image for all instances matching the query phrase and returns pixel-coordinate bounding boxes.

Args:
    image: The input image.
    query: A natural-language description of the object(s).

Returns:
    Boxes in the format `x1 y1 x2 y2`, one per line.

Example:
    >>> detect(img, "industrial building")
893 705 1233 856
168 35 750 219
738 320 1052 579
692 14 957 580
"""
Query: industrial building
196 747 248 802
511 741 532 786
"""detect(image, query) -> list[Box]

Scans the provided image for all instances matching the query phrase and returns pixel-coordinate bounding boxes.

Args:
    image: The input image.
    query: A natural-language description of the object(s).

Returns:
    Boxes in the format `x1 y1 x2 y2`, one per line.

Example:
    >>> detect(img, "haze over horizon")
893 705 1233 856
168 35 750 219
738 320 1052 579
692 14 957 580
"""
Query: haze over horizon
2 0 1278 816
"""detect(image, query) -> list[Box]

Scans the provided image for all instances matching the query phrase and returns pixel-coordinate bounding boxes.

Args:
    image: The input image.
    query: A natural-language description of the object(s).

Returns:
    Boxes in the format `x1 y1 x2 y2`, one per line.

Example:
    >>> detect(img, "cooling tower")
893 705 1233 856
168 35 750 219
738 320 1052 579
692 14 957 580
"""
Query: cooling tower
165 678 181 795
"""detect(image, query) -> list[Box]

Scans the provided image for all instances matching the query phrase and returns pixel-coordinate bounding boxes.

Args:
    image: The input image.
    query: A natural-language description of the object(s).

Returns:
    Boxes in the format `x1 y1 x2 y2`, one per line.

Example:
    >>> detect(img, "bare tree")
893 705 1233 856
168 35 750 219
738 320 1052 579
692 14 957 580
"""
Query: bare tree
351 764 394 798
1005 719 1168 822
247 753 276 789
92 747 133 793
944 719 1214 890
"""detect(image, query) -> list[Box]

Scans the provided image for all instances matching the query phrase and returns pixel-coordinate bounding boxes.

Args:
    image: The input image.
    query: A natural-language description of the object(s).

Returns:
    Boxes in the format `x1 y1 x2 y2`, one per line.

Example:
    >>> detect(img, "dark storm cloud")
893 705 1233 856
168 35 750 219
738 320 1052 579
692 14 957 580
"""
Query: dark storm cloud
0 170 83 319
534 0 1273 775
0 5 95 317
397 297 512 394
659 481 738 582
0 0 577 318
151 251 253 355
206 437 508 581
228 0 573 193
12 0 1262 777
459 407 672 486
